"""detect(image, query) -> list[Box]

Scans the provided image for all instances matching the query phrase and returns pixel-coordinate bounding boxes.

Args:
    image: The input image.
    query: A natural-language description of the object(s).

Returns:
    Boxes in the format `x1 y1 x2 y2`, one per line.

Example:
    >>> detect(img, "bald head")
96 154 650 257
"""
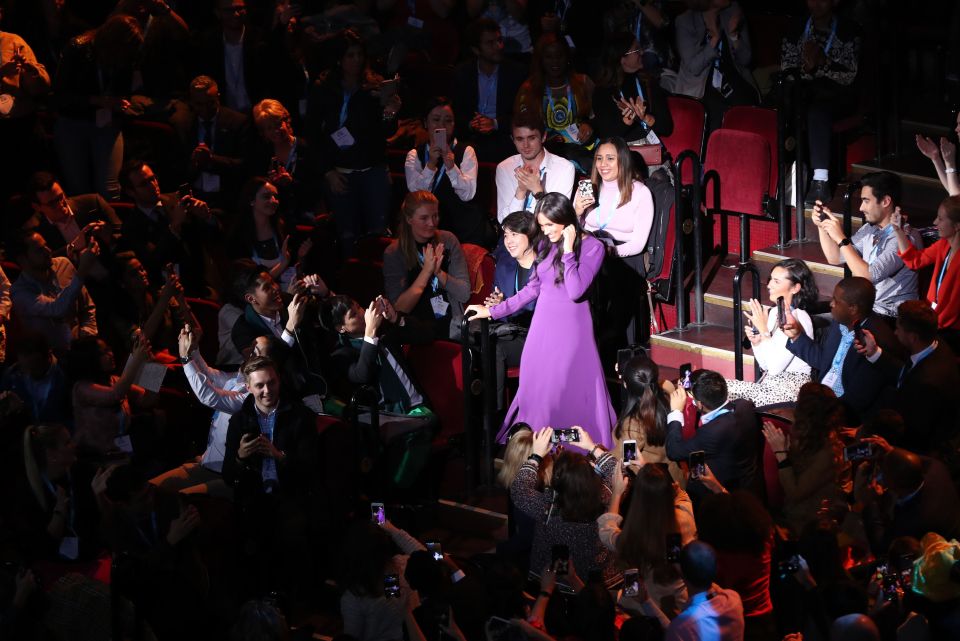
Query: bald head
830 614 880 641
880 448 924 498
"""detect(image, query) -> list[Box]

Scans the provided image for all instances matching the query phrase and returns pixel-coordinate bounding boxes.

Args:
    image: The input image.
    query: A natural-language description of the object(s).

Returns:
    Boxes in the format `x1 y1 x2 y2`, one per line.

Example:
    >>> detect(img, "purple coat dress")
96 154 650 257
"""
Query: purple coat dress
491 235 616 447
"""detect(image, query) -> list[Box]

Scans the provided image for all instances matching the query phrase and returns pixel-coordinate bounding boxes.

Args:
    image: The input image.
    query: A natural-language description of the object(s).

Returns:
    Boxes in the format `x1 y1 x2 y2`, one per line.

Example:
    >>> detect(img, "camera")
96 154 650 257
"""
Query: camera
665 533 681 563
776 296 787 327
370 502 385 526
551 544 570 576
551 428 580 444
622 439 638 464
577 179 594 200
689 450 706 480
623 568 641 597
384 573 401 598
426 541 443 562
679 363 693 390
843 442 875 462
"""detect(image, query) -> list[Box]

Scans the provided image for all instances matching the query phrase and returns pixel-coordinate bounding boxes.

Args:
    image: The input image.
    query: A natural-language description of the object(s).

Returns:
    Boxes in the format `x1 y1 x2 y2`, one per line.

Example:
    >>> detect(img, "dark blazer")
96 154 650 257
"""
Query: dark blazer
231 303 289 355
30 194 121 254
451 58 526 142
169 104 251 194
592 73 674 142
118 193 216 294
491 248 536 323
222 394 320 501
872 342 960 453
665 398 760 502
786 315 901 423
190 26 269 110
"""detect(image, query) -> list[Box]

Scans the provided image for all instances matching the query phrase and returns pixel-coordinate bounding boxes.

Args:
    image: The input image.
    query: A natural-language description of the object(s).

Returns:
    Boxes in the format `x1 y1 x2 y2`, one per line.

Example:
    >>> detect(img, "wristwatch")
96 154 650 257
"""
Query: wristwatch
180 355 191 365
838 238 852 248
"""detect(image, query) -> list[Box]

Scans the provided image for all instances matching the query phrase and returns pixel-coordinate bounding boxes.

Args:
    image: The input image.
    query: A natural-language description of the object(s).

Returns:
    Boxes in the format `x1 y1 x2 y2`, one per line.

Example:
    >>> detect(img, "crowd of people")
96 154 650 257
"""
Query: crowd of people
1 0 960 640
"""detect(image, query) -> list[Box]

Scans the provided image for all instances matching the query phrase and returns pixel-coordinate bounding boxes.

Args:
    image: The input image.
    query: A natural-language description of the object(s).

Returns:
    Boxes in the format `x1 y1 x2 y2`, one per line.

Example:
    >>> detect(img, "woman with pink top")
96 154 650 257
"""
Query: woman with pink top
574 137 655 352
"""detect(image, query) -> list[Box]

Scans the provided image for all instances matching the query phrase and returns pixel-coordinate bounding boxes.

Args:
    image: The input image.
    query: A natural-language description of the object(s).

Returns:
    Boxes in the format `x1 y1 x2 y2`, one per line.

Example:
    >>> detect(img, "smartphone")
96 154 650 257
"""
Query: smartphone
577 178 594 199
616 346 647 376
776 296 787 328
679 363 693 390
371 502 385 526
665 533 682 563
777 555 801 580
270 157 283 172
891 209 902 229
551 428 580 444
433 128 447 150
842 442 875 462
177 183 192 199
426 541 443 562
551 544 570 576
622 439 638 464
622 568 641 597
689 450 706 480
876 563 900 600
384 573 401 598
855 327 865 345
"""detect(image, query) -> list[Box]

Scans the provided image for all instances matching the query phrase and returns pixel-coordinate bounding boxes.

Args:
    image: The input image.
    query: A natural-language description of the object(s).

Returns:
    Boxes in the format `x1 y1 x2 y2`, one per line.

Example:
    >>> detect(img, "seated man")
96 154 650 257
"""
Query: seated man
0 332 70 425
25 171 121 254
8 230 98 354
813 171 922 321
857 300 960 454
784 277 901 424
494 110 576 223
119 159 218 296
665 369 760 503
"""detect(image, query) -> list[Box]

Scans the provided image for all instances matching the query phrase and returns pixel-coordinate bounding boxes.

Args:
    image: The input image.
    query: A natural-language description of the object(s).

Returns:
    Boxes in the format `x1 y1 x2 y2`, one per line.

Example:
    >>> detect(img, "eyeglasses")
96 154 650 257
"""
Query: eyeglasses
621 48 643 57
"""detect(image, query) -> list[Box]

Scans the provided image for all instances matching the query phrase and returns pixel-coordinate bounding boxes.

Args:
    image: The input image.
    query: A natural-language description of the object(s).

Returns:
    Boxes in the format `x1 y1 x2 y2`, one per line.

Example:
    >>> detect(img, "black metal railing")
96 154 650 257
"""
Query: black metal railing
461 313 496 494
732 261 763 381
841 181 861 279
674 150 704 328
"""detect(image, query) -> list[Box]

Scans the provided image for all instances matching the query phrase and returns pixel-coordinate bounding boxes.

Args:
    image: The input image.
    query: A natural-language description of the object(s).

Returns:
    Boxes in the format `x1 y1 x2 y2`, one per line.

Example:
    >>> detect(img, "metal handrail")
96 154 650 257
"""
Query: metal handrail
732 262 763 381
460 313 477 493
461 312 496 494
841 181 861 279
674 150 704 328
776 79 790 248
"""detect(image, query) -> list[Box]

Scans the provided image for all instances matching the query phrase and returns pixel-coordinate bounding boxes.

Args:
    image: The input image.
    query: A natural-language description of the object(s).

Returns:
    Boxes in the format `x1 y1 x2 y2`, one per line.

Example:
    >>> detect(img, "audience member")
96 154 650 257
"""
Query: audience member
915 114 959 196
0 264 10 364
604 0 674 75
813 171 922 320
192 0 267 113
252 98 318 223
25 171 121 256
0 333 70 425
663 541 745 641
404 96 493 247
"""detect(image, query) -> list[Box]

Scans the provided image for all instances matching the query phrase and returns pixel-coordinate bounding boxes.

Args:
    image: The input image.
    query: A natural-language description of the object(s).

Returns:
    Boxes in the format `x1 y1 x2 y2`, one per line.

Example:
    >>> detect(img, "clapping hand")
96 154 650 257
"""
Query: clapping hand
916 134 940 160
762 420 789 453
433 242 446 276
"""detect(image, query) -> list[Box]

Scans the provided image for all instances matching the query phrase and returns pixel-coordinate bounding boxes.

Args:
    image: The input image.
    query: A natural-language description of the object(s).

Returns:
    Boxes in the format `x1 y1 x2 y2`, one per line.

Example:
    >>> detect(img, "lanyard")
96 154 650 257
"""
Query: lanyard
804 17 838 56
339 90 354 128
597 190 618 231
634 76 645 102
556 0 570 23
417 249 441 292
523 166 547 209
634 11 643 40
545 85 575 128
286 136 299 173
701 406 731 425
43 474 75 531
426 143 447 192
866 225 895 264
936 249 953 301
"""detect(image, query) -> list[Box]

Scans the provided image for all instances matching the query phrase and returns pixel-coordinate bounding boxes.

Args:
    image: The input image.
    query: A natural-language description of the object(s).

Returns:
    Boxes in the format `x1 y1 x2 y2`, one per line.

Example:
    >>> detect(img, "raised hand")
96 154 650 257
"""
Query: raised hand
916 134 939 160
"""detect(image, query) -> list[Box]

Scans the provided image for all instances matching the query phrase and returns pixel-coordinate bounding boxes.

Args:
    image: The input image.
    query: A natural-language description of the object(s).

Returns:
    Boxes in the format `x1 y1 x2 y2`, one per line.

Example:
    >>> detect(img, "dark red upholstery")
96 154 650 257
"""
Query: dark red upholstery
648 203 677 286
661 96 706 184
721 106 779 197
354 234 393 264
759 413 794 510
185 297 222 361
111 201 135 221
476 161 499 220
703 129 771 217
406 341 465 445
460 243 495 306
336 259 384 306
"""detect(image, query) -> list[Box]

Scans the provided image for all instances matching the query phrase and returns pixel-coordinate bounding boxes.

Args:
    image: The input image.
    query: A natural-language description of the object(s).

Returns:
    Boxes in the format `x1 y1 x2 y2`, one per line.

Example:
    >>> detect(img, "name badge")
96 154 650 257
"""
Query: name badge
407 16 425 29
95 107 112 128
114 434 134 454
932 301 938 310
564 35 576 49
59 535 80 560
821 371 839 390
298 98 308 118
331 126 356 149
564 123 580 142
430 295 449 318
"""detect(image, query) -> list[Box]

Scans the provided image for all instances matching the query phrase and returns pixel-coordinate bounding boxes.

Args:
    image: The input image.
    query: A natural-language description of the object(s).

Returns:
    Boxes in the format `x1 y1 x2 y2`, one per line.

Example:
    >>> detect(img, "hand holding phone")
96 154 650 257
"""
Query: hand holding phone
665 533 682 563
891 207 902 229
776 296 787 328
370 502 385 526
689 451 706 480
551 544 570 576
622 439 638 464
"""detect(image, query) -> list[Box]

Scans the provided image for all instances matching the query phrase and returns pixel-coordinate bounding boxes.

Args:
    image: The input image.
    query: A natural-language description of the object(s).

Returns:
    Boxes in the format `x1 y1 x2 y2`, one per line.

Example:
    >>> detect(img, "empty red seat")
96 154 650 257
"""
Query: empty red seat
661 96 706 184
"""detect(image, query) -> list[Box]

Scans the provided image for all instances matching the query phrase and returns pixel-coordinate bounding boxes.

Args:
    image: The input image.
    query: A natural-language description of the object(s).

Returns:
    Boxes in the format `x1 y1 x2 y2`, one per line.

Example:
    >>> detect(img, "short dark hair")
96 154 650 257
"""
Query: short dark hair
28 171 58 203
879 447 924 496
836 277 876 317
896 300 938 343
423 96 453 119
466 17 500 51
512 109 545 136
318 294 355 332
679 541 718 589
690 370 727 411
119 159 148 193
860 171 902 208
232 263 271 303
7 229 41 263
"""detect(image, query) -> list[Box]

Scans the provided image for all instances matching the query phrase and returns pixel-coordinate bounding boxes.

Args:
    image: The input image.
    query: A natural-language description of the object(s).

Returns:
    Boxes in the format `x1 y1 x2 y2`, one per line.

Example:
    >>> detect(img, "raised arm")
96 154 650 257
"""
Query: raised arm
561 237 604 301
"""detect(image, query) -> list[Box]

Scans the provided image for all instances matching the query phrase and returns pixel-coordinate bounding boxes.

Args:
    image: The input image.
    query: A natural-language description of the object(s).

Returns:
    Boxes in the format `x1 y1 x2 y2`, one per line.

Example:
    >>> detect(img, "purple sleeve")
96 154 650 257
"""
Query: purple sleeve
561 237 604 301
490 266 541 320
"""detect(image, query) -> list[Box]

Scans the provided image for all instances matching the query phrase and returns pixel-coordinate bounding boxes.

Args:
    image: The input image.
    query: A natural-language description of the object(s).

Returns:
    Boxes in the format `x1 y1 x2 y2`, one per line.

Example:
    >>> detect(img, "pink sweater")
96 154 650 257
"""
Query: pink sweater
583 179 655 258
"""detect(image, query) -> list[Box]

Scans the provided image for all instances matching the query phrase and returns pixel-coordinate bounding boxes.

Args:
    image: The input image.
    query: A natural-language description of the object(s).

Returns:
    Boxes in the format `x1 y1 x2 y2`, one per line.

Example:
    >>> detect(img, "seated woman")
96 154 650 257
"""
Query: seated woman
252 98 319 225
226 178 313 292
592 33 673 164
69 333 156 459
383 191 471 341
611 355 683 484
515 33 596 172
574 137 655 348
404 97 492 247
893 195 960 352
599 462 696 618
762 382 851 538
512 427 619 588
728 257 818 406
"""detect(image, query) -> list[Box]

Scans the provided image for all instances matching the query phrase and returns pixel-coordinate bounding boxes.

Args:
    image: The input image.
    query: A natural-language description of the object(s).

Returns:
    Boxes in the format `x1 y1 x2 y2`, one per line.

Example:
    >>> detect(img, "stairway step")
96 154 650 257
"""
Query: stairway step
650 323 757 382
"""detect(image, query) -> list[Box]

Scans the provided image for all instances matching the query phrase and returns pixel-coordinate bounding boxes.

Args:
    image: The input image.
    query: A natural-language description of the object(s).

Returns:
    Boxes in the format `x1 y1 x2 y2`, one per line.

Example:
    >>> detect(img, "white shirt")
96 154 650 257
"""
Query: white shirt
46 208 82 247
256 311 297 347
495 149 576 223
363 335 424 408
753 307 814 376
183 352 248 472
403 144 478 202
222 29 251 112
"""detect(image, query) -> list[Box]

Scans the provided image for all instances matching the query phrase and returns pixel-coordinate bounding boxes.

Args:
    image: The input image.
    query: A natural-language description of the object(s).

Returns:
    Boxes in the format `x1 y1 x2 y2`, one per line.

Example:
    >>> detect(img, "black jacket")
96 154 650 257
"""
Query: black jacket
30 194 121 254
451 58 526 142
592 73 674 142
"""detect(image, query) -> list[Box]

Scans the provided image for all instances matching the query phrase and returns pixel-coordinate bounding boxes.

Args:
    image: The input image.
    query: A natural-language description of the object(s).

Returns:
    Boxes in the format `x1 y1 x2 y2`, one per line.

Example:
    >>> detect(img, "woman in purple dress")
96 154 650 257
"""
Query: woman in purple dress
467 193 616 447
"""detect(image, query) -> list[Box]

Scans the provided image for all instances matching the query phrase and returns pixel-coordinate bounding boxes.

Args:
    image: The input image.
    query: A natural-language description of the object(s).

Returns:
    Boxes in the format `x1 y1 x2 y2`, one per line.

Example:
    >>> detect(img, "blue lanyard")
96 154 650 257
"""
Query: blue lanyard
634 77 645 102
286 137 298 173
43 474 75 531
523 167 547 209
866 225 895 264
597 189 618 231
804 17 837 56
339 90 354 128
936 250 953 301
417 249 441 292
426 143 448 192
634 11 643 40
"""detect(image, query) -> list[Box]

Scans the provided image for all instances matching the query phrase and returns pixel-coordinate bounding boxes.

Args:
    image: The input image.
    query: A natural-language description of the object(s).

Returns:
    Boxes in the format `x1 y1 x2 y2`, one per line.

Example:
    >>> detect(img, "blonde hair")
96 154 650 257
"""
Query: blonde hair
252 99 291 135
498 430 533 488
397 191 440 271
23 424 66 511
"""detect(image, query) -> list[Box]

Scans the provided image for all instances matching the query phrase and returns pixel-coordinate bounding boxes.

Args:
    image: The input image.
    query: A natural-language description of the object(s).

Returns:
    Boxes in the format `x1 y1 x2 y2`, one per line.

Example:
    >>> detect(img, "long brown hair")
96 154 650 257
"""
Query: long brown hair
617 465 680 582
614 355 667 446
590 137 637 209
791 382 844 465
551 450 605 523
396 190 440 271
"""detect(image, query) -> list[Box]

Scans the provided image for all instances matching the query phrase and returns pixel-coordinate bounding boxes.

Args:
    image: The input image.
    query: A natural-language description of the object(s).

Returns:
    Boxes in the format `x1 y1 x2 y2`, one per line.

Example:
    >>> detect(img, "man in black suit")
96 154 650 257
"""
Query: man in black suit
119 160 218 296
169 75 251 208
452 19 526 163
856 300 960 454
26 171 121 254
784 277 902 424
665 370 760 503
